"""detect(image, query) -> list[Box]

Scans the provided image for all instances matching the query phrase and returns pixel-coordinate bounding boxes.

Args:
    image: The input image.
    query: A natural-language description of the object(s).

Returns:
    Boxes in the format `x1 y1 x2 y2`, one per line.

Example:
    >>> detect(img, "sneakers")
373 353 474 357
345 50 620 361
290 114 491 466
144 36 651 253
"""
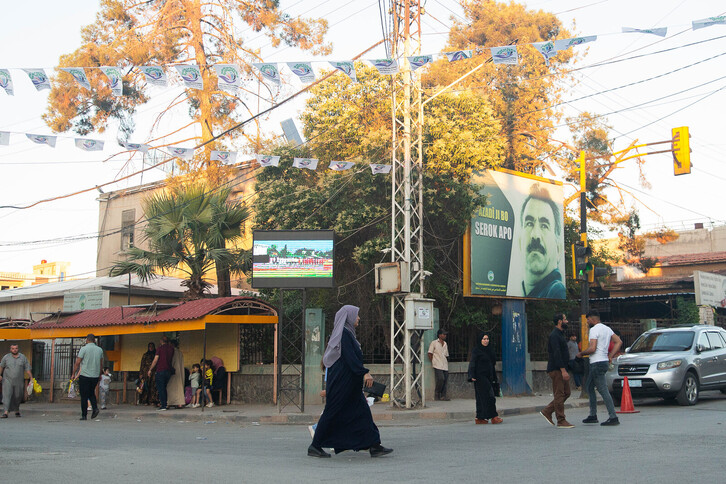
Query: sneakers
206 402 214 408
157 407 167 412
491 416 503 424
601 417 620 426
540 411 555 426
557 420 575 429
582 415 599 424
308 425 316 439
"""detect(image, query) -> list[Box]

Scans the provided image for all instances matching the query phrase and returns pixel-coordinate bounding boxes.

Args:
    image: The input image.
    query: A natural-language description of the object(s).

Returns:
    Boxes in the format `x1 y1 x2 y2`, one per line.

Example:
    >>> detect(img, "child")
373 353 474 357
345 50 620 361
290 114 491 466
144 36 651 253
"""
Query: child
99 368 112 410
188 363 202 408
203 360 214 408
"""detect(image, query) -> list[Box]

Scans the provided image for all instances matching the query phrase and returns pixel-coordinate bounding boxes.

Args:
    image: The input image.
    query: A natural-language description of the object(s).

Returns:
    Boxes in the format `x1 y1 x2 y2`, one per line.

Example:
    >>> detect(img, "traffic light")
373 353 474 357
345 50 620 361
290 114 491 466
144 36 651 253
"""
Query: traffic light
572 241 591 280
672 126 691 176
587 266 609 283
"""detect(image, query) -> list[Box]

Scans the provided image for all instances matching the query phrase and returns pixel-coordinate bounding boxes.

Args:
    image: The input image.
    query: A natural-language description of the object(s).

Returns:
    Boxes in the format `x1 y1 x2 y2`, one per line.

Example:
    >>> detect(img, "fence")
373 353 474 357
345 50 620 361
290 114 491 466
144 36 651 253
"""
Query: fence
35 340 86 381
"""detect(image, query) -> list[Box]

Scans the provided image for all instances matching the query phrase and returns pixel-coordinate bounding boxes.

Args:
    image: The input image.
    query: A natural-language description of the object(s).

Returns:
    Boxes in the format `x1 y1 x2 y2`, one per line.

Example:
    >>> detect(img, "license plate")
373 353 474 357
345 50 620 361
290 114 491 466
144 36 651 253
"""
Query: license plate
628 379 642 388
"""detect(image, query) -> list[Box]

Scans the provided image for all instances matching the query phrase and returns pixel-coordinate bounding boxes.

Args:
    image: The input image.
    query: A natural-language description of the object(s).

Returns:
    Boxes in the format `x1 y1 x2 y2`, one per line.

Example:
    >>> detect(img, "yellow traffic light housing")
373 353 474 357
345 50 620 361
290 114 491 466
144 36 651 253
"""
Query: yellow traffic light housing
672 126 691 176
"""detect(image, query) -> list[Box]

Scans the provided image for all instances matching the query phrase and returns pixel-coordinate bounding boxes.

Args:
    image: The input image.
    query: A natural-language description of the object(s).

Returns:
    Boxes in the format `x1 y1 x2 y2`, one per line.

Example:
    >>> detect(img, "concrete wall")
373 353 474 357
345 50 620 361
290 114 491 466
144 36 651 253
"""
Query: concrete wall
645 225 726 257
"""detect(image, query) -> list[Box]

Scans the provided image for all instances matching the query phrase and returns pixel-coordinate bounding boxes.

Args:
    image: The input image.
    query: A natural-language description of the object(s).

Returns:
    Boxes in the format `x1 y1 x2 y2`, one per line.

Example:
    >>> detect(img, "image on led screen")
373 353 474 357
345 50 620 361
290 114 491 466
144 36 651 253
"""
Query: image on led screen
252 230 334 288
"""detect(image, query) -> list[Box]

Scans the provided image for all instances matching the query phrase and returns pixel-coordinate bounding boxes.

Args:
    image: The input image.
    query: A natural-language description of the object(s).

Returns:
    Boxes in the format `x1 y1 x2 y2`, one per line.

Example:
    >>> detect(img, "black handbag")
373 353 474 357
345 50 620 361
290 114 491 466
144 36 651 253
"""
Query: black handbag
364 381 386 398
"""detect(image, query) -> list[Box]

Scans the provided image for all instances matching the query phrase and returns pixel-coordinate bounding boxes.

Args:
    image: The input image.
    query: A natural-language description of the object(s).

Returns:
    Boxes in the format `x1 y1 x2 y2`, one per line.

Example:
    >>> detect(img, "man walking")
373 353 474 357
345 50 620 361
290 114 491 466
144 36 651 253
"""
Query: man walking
0 344 33 418
428 329 450 401
540 313 574 429
72 334 104 421
577 310 622 426
148 336 174 411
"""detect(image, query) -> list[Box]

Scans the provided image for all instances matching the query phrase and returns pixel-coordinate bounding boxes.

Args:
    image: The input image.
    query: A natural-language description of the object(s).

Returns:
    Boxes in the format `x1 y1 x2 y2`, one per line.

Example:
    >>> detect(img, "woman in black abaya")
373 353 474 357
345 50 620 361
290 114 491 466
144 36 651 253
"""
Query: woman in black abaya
468 332 503 424
307 305 393 458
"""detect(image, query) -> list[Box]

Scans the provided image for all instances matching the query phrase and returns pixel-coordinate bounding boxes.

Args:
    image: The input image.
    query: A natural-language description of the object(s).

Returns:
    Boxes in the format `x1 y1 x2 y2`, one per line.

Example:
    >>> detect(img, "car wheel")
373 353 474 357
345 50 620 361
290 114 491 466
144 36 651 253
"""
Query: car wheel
676 372 699 406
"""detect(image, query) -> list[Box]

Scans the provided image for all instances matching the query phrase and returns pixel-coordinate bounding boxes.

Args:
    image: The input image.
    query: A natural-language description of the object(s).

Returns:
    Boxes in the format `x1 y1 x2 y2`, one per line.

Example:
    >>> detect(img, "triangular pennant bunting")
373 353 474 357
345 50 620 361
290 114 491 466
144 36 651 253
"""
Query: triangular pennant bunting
213 64 241 93
554 36 597 51
621 27 667 37
369 59 399 75
293 157 318 170
444 50 473 62
168 146 195 160
692 16 726 30
328 161 354 171
121 142 149 152
61 68 91 90
100 66 123 96
407 55 433 71
256 154 280 167
490 46 519 65
174 65 203 90
211 150 237 164
0 131 9 146
0 69 14 96
140 66 168 87
532 41 557 66
370 163 392 174
22 69 50 91
74 138 104 151
329 61 356 82
26 133 57 147
253 63 281 85
286 62 315 82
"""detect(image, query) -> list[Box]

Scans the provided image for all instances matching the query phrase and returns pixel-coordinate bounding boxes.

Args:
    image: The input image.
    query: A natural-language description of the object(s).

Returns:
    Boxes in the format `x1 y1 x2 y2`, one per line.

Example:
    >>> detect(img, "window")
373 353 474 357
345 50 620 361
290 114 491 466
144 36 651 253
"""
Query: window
706 332 724 350
121 209 135 251
697 332 711 352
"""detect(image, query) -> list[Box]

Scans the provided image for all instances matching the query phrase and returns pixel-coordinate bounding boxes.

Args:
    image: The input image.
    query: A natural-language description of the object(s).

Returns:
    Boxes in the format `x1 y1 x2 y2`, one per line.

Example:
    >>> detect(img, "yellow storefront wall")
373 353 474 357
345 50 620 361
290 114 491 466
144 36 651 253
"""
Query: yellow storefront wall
119 323 240 373
0 340 33 362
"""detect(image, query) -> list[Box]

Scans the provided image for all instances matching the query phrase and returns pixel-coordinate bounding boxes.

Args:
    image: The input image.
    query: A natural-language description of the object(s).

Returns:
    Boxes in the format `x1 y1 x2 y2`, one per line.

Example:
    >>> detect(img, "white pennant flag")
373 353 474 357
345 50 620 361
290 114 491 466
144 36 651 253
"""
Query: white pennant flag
61 68 91 90
692 16 726 30
26 133 57 147
211 150 237 164
370 163 392 174
554 36 597 51
121 142 149 153
100 66 123 96
168 146 195 160
253 63 281 85
369 59 399 75
213 64 241 93
407 55 433 71
22 68 50 91
490 46 519 65
0 131 9 146
174 65 204 90
531 41 557 65
621 27 667 37
0 69 14 96
329 61 356 82
74 138 104 151
140 66 168 87
256 154 280 167
444 50 473 62
293 157 318 170
286 62 315 83
328 161 354 171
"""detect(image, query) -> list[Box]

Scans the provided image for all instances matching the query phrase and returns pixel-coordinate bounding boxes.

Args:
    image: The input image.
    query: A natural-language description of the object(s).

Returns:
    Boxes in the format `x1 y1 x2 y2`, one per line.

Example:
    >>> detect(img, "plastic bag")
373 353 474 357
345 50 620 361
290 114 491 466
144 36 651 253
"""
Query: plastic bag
67 379 78 399
26 380 34 397
33 378 42 394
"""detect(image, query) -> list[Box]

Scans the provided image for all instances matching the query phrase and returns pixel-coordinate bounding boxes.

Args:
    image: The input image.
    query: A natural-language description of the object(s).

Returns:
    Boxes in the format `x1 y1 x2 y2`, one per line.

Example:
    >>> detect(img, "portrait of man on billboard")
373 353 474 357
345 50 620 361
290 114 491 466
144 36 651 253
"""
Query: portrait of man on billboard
519 183 565 299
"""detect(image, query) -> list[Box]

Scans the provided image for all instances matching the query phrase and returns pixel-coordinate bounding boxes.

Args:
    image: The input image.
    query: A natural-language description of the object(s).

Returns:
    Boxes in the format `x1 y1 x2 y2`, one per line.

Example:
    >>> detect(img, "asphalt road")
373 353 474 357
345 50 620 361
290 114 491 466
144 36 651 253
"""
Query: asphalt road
1 395 725 483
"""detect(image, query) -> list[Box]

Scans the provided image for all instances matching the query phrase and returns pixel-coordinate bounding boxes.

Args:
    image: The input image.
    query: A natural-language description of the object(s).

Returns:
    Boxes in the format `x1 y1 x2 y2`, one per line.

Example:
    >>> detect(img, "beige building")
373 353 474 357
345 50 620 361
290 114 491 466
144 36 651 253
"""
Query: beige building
95 166 256 290
0 260 71 291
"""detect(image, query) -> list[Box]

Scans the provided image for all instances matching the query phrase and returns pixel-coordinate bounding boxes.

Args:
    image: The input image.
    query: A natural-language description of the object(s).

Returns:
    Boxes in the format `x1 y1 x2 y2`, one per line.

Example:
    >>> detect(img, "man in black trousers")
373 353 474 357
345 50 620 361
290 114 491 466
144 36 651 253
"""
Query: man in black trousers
540 313 574 429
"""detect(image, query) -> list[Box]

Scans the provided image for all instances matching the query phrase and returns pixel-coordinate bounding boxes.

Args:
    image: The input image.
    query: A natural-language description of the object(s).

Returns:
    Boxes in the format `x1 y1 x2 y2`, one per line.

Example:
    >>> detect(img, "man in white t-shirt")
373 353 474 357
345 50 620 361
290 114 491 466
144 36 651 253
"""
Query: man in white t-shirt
428 329 450 401
577 310 622 426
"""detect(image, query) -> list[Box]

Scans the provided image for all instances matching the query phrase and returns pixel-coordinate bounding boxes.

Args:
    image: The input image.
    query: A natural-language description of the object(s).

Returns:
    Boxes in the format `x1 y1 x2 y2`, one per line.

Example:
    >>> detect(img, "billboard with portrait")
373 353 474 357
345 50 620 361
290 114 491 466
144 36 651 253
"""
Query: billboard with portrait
252 230 334 288
464 169 565 300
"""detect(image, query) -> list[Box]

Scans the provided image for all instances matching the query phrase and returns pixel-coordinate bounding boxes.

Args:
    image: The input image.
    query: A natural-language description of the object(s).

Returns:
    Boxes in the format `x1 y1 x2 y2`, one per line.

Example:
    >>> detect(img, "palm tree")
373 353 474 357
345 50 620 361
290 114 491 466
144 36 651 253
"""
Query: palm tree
109 183 249 299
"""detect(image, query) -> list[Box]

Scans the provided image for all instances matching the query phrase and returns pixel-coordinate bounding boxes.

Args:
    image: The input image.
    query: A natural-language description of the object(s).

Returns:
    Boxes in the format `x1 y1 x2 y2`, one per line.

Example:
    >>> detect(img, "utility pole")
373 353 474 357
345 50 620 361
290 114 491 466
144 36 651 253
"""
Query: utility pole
578 151 590 351
389 0 425 408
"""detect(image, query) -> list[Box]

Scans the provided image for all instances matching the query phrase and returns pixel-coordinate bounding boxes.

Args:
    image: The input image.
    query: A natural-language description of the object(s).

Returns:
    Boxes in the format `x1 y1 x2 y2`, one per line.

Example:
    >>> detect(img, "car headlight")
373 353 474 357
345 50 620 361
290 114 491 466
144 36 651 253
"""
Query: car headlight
657 359 683 370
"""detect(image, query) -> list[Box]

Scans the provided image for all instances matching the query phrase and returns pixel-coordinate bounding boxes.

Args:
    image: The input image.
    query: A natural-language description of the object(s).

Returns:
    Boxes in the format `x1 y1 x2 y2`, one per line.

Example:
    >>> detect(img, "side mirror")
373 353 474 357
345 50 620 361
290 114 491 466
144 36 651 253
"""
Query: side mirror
695 344 704 354
624 347 631 354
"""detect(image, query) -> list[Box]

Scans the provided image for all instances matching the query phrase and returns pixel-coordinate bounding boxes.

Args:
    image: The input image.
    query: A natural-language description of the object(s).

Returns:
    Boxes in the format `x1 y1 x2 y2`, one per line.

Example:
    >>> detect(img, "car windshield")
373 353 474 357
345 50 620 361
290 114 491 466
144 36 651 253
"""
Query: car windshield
629 331 694 353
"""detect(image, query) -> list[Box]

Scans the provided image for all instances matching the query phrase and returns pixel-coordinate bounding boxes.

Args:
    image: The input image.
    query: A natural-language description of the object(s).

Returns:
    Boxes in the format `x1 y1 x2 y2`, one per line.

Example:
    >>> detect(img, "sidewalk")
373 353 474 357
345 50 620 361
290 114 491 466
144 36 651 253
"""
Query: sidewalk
13 394 596 425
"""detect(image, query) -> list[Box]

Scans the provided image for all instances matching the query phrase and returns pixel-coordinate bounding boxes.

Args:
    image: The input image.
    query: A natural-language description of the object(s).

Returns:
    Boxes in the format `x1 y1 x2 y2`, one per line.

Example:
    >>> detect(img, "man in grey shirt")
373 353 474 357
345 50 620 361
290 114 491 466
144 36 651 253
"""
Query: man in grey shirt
0 343 33 418
73 334 104 420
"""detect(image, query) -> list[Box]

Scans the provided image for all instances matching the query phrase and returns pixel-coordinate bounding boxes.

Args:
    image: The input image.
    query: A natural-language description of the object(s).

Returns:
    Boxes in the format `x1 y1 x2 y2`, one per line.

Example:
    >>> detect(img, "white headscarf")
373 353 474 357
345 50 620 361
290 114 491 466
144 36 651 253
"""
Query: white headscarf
322 305 360 368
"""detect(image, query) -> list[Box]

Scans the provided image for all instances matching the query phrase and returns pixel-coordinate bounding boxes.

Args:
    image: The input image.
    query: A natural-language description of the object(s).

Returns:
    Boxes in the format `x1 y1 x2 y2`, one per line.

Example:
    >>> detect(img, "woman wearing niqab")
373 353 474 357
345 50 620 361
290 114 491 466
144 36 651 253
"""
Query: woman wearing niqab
468 332 503 424
138 342 158 405
307 305 393 458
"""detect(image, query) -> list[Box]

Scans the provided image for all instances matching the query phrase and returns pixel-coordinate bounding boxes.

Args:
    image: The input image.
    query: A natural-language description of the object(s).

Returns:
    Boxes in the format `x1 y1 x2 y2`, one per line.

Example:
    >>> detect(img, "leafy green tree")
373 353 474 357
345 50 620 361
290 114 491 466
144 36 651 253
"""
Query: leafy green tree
43 0 329 178
109 184 249 299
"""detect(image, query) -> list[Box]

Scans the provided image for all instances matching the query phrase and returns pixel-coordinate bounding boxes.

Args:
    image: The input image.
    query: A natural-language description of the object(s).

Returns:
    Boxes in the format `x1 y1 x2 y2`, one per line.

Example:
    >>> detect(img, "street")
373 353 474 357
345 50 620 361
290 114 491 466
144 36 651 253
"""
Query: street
1 395 724 483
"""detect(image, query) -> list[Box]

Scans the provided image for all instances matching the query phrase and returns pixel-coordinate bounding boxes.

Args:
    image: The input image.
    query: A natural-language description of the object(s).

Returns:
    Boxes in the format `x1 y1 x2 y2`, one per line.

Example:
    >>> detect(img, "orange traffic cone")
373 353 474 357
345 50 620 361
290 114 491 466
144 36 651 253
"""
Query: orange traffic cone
616 376 640 414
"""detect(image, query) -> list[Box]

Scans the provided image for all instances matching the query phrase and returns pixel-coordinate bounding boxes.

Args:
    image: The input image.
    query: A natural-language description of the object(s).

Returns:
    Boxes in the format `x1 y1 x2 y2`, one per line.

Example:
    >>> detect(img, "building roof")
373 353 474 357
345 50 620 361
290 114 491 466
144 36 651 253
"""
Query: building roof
657 251 726 266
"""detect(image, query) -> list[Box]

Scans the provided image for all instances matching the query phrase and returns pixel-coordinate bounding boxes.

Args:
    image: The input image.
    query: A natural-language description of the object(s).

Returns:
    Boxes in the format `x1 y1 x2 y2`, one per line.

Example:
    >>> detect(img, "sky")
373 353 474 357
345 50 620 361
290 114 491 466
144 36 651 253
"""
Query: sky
0 0 725 277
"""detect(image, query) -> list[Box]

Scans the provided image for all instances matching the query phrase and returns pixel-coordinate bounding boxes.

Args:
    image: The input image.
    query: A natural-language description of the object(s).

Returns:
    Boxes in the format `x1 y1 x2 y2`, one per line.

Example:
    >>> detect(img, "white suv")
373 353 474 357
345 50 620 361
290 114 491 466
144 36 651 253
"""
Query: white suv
606 325 726 406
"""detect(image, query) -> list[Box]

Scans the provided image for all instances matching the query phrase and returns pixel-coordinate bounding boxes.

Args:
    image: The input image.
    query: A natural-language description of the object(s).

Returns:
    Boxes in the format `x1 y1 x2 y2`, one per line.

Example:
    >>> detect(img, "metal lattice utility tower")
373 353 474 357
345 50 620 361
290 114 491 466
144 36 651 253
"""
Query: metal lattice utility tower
389 0 425 409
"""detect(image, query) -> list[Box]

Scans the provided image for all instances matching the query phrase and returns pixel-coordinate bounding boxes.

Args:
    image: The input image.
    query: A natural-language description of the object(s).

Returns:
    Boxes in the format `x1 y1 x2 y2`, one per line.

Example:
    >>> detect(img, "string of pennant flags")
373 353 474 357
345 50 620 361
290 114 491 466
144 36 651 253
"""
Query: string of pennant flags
1 16 725 97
